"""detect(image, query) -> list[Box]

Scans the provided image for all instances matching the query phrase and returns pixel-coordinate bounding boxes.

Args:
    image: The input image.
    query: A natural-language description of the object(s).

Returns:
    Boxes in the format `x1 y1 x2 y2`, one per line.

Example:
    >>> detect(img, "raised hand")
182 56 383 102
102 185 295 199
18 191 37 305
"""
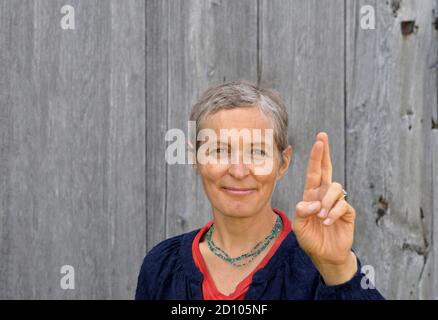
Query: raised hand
293 132 357 285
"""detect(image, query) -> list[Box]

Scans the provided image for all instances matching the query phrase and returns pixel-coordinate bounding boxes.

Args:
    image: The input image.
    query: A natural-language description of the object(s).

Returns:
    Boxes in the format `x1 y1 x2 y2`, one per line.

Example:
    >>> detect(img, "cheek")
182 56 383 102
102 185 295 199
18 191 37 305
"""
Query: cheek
199 165 227 185
255 174 277 192
253 161 281 186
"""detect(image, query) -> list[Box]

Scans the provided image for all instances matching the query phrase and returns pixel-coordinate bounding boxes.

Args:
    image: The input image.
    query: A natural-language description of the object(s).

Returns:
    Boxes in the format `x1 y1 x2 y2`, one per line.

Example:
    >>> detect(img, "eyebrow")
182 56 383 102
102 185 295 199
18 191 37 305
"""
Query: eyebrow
250 142 270 147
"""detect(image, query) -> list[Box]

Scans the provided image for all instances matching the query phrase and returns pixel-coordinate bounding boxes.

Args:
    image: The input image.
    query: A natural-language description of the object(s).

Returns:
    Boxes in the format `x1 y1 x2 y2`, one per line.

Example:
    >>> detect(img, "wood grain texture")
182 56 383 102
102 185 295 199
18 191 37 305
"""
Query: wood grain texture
0 0 145 299
423 129 438 299
259 0 345 223
346 0 437 299
431 130 438 299
145 0 168 255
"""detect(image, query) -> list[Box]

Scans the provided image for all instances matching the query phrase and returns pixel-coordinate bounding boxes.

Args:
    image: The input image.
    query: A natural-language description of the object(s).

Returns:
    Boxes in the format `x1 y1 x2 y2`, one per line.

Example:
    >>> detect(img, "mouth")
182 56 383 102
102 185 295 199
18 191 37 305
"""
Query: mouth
221 187 257 196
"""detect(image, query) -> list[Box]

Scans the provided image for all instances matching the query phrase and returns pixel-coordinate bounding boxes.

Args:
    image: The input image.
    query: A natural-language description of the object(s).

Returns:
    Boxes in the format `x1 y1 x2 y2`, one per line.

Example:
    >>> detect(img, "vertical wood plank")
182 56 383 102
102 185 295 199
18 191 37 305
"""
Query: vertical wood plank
259 0 345 221
346 0 437 299
0 0 145 299
431 130 438 298
145 0 169 252
422 129 438 299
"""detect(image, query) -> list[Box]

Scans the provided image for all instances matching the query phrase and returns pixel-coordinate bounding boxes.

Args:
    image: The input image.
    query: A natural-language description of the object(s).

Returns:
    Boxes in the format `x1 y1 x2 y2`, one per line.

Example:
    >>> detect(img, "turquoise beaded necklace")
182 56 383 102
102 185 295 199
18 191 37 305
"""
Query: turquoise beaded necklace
205 214 283 268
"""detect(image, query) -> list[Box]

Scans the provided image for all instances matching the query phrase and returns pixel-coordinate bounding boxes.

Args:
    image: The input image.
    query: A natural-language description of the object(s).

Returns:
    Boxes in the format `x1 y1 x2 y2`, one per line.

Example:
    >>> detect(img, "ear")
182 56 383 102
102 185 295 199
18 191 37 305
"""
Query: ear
276 145 293 180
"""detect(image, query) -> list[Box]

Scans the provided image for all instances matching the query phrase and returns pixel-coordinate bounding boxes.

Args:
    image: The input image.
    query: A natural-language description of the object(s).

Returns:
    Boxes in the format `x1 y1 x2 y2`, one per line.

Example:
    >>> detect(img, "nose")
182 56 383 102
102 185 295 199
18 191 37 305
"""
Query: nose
228 161 251 179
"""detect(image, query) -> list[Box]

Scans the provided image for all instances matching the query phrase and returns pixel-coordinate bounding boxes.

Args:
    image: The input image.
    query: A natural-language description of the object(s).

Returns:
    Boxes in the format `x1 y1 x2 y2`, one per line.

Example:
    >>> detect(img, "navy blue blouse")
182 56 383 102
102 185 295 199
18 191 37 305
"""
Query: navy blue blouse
135 226 384 300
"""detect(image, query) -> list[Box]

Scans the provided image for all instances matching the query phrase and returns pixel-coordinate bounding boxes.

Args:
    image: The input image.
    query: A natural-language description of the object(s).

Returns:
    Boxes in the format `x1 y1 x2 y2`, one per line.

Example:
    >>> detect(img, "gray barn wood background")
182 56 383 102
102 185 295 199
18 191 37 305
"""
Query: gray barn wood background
0 0 437 299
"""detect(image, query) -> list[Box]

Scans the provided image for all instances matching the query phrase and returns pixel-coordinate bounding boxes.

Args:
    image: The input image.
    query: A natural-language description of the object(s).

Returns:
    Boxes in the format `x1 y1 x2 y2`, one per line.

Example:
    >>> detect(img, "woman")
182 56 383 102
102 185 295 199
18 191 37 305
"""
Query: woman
135 80 384 300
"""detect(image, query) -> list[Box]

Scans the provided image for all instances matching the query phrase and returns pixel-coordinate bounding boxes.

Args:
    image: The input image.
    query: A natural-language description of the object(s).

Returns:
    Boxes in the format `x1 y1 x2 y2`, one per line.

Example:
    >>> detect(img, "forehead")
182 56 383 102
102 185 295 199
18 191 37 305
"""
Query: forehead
202 107 273 132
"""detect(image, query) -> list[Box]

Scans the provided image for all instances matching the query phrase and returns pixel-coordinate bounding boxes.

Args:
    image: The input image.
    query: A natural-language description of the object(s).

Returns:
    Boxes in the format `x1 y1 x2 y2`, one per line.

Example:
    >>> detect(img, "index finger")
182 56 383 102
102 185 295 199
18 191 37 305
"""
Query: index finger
304 140 323 191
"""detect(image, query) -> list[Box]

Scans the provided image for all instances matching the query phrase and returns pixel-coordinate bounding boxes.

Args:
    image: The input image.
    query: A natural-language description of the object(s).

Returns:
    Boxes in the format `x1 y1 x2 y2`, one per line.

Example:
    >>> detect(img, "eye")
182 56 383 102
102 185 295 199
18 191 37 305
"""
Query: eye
252 148 266 157
210 147 229 156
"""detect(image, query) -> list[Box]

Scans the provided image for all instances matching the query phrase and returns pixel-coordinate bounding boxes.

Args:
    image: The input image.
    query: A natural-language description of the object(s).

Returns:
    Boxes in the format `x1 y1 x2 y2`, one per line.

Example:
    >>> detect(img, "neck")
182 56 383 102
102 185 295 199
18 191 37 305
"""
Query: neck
209 205 279 257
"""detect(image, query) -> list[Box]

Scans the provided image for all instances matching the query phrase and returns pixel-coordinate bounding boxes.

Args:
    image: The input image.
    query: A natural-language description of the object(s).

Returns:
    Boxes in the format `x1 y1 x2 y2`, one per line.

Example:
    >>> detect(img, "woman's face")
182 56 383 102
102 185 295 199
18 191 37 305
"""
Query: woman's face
196 107 292 218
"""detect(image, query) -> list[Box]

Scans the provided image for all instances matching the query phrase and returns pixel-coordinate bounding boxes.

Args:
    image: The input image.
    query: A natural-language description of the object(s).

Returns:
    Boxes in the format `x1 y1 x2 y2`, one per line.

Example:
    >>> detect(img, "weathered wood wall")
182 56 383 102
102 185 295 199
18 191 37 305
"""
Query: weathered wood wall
0 0 437 299
0 0 146 299
346 0 438 299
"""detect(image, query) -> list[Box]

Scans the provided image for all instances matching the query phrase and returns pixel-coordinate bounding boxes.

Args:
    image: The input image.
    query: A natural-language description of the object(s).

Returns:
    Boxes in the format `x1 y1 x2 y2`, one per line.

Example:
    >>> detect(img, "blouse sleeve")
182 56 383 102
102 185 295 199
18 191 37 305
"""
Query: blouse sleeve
135 253 152 299
314 255 385 300
134 234 185 300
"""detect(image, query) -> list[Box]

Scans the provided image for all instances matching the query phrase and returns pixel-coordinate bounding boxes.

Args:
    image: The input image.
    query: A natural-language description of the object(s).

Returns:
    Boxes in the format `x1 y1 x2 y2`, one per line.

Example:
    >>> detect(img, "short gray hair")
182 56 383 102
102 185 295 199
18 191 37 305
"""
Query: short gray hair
189 80 289 160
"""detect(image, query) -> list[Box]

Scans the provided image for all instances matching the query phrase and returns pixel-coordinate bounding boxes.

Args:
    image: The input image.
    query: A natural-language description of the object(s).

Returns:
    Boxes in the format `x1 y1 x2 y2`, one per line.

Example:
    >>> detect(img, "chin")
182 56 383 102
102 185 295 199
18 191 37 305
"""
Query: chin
217 202 258 218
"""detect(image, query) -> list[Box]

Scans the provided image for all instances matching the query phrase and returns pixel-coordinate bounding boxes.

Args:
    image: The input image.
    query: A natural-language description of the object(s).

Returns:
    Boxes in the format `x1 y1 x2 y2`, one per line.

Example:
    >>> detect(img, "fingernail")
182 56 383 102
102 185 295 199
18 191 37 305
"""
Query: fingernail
317 208 327 218
323 218 332 225
308 202 319 211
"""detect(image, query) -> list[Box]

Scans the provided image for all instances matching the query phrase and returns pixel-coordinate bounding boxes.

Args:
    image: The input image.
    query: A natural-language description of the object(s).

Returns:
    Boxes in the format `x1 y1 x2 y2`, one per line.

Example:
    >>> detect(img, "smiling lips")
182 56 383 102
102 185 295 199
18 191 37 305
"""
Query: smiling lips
221 187 256 196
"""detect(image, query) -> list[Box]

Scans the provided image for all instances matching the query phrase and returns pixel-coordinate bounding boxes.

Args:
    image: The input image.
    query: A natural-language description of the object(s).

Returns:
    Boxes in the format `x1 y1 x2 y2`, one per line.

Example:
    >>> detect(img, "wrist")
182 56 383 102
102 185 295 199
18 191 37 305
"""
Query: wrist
315 251 358 286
